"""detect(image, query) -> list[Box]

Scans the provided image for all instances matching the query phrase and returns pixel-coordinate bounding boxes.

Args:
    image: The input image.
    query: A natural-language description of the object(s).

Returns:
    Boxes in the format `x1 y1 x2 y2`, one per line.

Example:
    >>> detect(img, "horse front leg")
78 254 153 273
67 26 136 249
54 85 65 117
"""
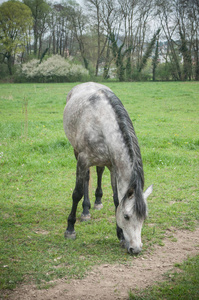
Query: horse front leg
65 153 88 239
111 171 125 247
94 166 105 210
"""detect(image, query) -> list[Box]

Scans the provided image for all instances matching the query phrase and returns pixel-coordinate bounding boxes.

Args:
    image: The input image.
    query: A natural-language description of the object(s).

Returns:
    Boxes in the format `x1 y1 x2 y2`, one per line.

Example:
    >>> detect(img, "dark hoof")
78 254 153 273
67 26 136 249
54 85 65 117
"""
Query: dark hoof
94 203 103 210
81 213 91 222
64 230 76 240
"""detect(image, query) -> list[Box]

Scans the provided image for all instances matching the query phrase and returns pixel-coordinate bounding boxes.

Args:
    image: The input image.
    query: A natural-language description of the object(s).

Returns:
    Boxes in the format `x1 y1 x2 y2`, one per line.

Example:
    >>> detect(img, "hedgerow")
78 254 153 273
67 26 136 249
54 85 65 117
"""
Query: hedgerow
17 55 89 82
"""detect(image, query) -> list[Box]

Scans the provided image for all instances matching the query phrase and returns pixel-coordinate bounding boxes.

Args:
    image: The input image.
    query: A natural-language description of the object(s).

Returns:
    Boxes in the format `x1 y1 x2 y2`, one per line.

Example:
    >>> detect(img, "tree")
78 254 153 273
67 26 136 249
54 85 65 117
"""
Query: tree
138 28 161 73
86 0 103 76
117 0 154 80
190 0 199 80
152 40 159 81
156 0 182 80
179 30 192 80
176 0 199 80
174 0 192 80
100 0 120 78
85 0 117 76
109 32 131 81
48 2 71 56
0 1 33 75
156 0 199 81
23 0 50 57
68 2 89 69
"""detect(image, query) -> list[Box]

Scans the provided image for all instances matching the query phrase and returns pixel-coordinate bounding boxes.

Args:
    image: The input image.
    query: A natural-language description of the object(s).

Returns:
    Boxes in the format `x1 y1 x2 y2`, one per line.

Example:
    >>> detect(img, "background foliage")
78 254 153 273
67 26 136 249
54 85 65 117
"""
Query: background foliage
0 0 199 81
17 54 89 82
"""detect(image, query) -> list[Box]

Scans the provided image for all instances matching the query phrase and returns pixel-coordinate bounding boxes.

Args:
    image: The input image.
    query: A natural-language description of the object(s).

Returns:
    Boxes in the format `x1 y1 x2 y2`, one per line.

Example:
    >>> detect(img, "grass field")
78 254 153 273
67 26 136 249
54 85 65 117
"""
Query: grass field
0 82 199 293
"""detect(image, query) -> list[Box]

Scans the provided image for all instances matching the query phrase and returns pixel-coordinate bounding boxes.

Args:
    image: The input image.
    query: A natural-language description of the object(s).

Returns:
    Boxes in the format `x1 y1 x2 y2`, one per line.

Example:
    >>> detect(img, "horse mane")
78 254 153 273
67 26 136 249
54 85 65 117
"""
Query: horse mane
102 89 146 219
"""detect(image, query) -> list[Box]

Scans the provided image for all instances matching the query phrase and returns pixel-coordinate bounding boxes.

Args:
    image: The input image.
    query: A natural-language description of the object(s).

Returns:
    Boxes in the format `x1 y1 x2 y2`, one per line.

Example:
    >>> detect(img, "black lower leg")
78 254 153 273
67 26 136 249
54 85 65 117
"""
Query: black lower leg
65 153 87 237
82 169 91 218
65 187 83 238
112 180 125 243
94 166 105 206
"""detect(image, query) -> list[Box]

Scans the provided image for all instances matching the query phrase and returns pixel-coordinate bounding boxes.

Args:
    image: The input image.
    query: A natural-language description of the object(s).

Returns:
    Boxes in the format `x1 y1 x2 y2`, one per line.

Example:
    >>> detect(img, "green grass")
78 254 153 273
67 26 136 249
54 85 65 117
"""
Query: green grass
129 255 199 300
0 82 199 290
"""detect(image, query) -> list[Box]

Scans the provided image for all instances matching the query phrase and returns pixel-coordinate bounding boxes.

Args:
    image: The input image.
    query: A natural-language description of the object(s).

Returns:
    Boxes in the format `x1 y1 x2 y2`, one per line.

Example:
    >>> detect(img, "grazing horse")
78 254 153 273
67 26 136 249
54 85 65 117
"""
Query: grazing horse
63 82 153 254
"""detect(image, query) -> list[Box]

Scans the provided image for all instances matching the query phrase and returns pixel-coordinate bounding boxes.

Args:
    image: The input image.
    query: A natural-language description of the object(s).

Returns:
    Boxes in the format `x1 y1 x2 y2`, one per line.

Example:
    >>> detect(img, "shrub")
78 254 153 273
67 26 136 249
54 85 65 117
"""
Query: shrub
17 55 90 82
20 59 39 79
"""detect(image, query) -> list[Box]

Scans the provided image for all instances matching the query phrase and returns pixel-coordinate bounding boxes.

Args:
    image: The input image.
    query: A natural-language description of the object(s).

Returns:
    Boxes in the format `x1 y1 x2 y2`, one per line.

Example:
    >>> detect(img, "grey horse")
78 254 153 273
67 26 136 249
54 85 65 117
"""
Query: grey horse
63 82 153 254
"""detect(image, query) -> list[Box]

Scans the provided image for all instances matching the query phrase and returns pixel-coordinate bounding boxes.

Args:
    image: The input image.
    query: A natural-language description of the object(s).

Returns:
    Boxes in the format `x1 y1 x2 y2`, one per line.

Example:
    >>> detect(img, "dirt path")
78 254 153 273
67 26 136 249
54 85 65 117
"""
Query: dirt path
3 228 199 300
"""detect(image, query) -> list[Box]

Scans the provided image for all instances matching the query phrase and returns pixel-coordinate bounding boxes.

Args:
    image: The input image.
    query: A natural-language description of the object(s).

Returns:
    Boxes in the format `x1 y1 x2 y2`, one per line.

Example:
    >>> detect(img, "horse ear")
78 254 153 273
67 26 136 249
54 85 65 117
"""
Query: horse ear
143 185 153 200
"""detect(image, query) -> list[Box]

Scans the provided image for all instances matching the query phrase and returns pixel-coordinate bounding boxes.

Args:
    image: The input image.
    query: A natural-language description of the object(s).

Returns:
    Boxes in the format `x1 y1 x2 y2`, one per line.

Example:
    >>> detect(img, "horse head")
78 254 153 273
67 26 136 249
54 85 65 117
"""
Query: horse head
116 185 153 254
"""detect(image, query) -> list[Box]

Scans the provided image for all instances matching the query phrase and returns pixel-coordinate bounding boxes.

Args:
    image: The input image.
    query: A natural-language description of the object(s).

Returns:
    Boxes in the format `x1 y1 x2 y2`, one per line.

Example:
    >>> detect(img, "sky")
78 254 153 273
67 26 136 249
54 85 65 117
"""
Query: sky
0 0 84 5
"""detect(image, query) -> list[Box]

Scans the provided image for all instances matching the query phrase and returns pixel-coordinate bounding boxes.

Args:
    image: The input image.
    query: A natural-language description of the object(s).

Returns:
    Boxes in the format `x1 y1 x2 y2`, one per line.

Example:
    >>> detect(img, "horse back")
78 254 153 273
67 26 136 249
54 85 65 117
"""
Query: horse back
63 82 140 170
63 83 121 166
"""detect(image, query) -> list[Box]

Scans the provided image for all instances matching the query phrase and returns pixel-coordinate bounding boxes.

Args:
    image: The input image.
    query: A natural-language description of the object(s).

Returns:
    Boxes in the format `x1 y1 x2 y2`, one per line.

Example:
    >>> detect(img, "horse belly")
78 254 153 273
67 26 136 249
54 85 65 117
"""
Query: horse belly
65 113 114 167
77 122 111 166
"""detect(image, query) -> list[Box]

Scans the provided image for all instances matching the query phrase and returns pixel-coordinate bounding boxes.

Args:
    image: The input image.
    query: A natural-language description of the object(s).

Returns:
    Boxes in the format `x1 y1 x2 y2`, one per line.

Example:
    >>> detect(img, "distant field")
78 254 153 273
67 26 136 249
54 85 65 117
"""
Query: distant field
0 82 198 290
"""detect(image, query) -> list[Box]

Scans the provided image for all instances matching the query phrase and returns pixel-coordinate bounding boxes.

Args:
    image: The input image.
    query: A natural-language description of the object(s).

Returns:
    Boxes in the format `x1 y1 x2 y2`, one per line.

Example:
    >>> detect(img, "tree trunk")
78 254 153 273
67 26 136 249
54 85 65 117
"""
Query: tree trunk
103 43 111 79
152 41 159 81
38 35 42 58
53 30 56 54
34 33 38 56
7 54 13 76
195 39 199 81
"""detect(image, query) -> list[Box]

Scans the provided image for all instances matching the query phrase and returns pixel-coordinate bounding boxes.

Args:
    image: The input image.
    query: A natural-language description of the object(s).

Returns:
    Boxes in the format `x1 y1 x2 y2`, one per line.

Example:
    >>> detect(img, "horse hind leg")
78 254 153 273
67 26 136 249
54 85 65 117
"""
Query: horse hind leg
94 166 105 210
81 166 104 220
65 153 89 239
81 168 91 221
73 149 91 222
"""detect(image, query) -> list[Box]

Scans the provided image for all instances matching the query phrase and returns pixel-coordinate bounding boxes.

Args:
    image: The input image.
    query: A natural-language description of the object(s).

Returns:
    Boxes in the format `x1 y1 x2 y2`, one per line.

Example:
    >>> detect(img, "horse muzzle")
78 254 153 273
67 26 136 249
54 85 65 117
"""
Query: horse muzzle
128 245 142 255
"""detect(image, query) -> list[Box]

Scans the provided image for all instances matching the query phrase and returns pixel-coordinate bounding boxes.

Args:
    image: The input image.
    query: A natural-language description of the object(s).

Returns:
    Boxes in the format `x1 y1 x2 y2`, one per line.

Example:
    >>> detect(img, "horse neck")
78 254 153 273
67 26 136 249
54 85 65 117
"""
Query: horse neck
112 145 144 203
113 151 133 202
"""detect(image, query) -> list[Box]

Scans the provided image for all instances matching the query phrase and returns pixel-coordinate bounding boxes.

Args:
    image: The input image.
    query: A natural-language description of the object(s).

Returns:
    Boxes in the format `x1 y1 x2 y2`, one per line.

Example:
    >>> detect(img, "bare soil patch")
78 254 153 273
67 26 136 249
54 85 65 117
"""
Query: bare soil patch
3 228 199 300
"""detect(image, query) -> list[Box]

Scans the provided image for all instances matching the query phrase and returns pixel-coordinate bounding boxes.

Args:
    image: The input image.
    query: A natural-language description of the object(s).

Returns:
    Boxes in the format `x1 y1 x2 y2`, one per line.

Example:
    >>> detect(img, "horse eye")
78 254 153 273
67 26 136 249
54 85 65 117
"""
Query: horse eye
124 214 130 221
127 189 134 198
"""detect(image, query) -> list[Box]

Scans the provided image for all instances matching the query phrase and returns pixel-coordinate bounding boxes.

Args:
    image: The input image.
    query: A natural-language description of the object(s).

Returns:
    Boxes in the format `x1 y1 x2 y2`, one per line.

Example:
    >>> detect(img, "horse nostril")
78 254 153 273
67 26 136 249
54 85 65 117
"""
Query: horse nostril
129 247 135 254
129 247 141 255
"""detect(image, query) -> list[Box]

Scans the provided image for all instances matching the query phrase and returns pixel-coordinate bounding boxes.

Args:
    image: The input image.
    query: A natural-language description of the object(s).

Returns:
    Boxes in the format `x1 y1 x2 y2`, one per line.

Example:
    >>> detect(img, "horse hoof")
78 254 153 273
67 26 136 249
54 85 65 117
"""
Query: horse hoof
81 213 91 222
64 230 76 240
94 203 103 210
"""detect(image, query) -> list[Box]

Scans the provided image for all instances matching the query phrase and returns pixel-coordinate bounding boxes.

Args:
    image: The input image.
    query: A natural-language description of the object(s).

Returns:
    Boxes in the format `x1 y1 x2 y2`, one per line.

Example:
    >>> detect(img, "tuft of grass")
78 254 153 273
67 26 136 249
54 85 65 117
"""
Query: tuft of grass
0 82 199 290
129 255 199 300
